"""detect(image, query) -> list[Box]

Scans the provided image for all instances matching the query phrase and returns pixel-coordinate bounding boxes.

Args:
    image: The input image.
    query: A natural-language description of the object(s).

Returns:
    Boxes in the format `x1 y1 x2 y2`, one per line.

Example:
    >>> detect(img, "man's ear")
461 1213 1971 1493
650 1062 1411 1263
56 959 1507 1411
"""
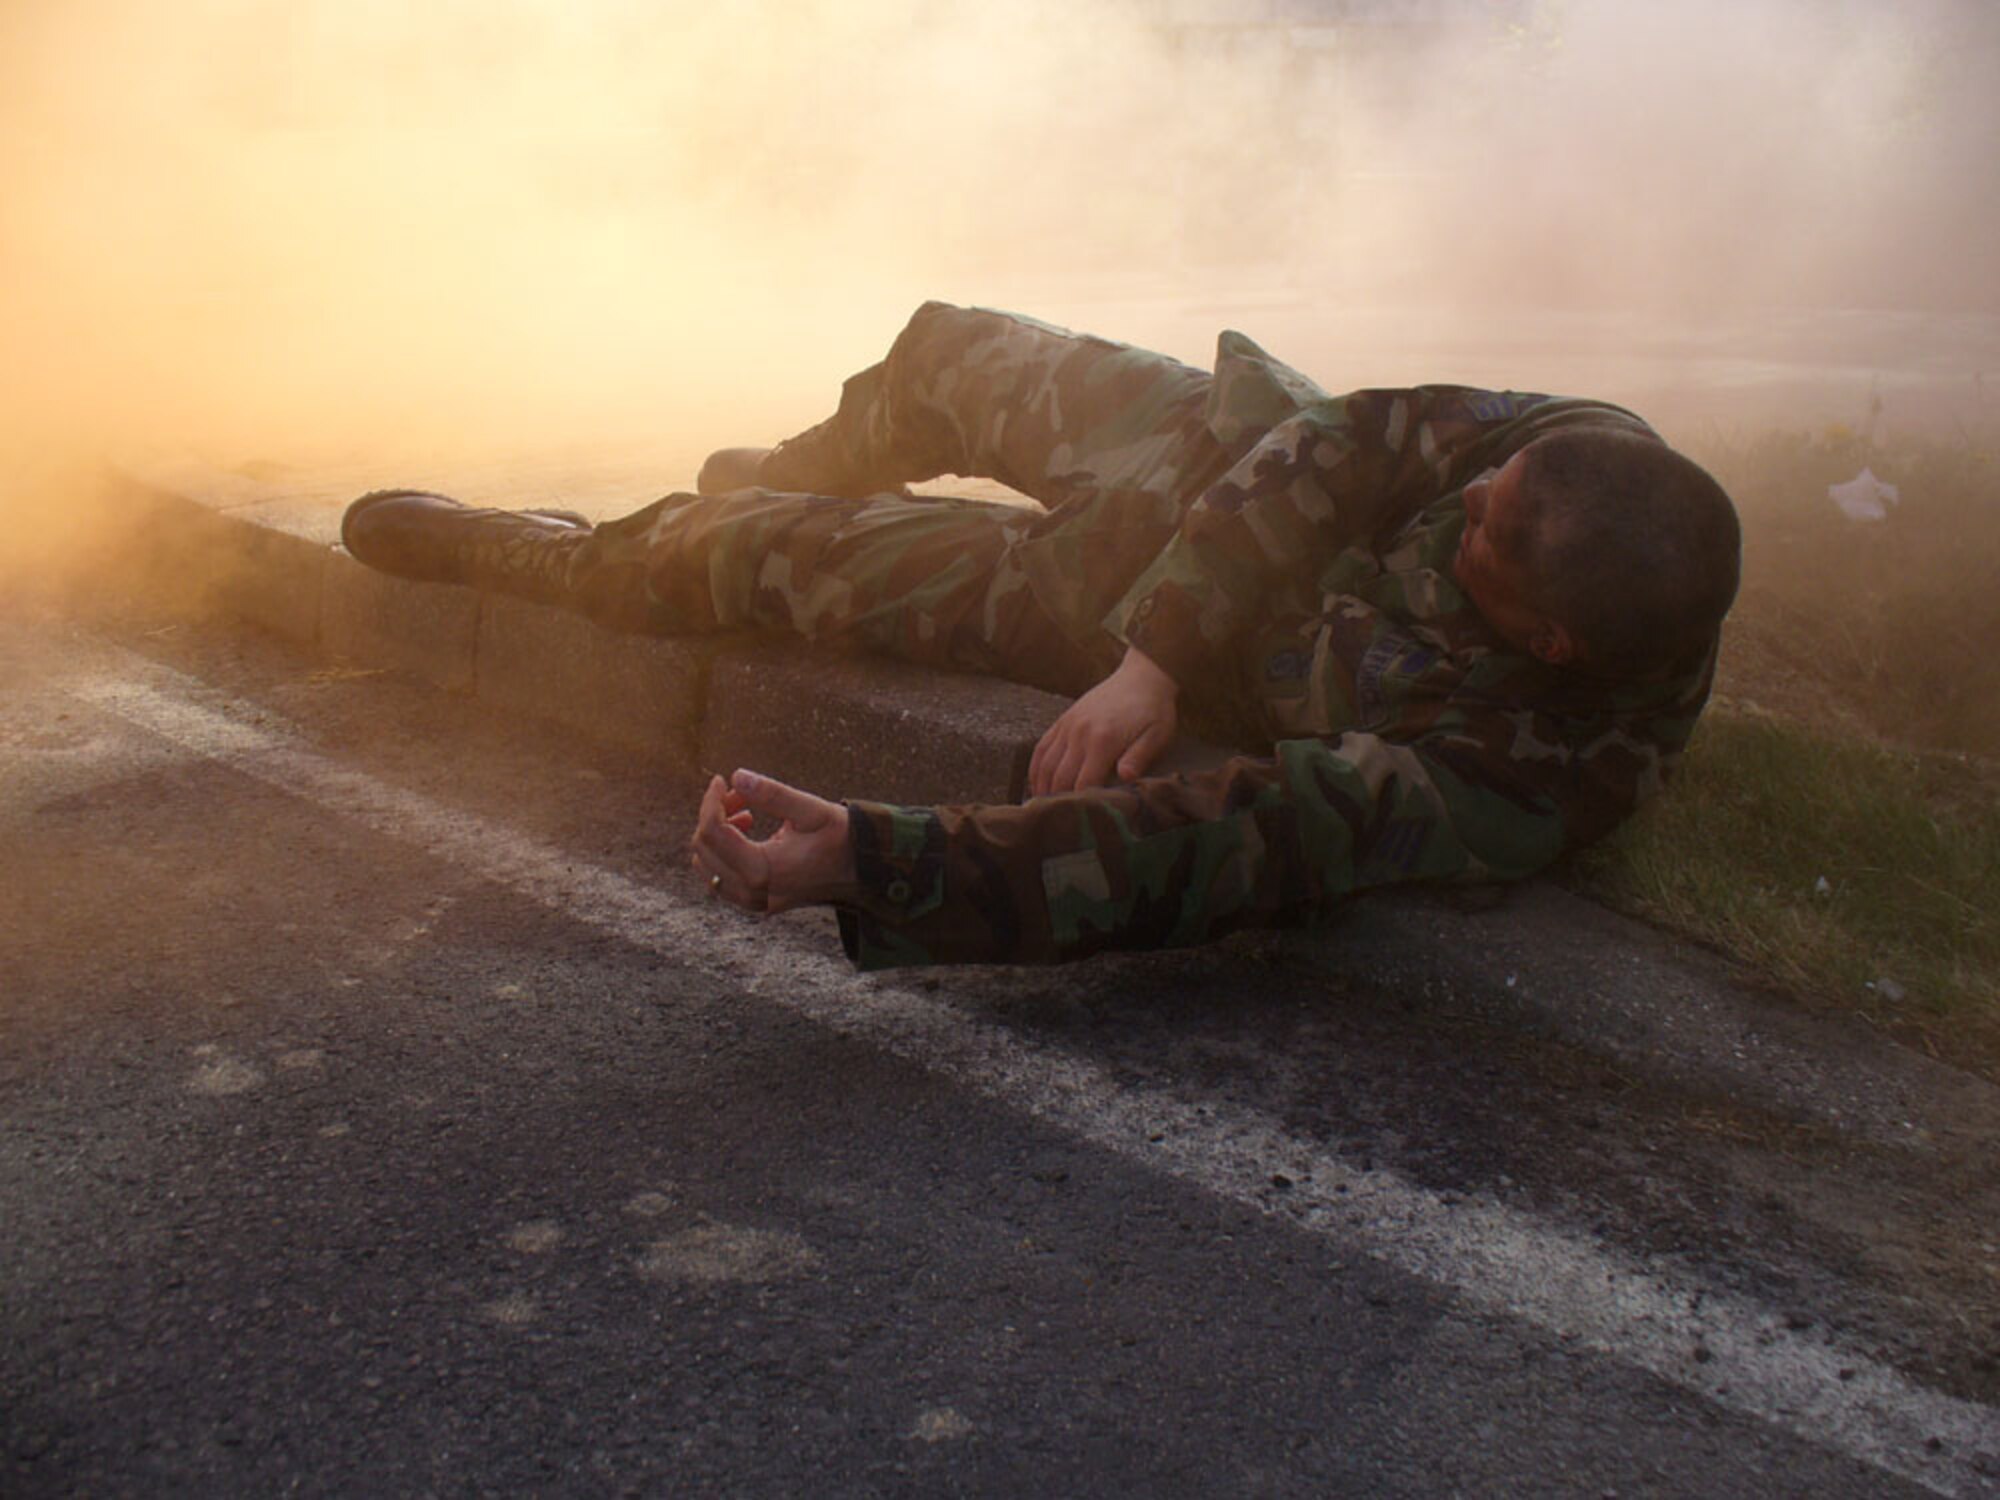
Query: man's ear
1528 619 1580 667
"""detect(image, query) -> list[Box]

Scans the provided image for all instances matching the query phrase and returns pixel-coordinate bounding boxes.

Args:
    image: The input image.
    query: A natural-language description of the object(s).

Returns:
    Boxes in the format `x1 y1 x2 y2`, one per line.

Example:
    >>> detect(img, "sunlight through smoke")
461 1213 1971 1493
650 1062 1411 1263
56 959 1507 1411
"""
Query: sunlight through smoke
0 0 1994 488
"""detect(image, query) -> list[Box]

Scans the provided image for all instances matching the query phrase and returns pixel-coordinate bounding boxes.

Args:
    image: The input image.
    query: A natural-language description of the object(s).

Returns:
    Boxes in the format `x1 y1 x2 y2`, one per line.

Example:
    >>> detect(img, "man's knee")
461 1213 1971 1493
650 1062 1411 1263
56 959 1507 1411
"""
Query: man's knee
889 302 1083 379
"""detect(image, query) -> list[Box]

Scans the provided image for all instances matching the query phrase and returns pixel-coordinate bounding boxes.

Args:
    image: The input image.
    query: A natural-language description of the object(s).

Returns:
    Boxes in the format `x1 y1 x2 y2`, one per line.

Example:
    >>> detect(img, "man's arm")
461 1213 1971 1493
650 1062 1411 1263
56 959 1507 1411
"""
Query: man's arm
691 714 1587 968
1025 389 1511 794
831 727 1572 967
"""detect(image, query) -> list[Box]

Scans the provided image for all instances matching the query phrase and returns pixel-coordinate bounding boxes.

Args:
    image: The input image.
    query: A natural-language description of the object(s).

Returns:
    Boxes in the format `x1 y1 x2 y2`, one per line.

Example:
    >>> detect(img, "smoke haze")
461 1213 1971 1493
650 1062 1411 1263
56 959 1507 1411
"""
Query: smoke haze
2 0 1996 481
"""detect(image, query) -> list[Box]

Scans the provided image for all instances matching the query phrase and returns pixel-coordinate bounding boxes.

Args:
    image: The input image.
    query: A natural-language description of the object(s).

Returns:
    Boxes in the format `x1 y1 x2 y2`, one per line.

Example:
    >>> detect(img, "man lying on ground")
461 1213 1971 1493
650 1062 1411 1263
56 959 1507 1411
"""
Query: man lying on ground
341 301 1740 968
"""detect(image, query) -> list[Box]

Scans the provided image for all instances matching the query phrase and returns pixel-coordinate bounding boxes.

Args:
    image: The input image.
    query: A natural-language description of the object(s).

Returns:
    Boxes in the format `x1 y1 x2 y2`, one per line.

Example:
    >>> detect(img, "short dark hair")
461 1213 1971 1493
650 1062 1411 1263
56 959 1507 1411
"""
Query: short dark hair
1515 428 1741 674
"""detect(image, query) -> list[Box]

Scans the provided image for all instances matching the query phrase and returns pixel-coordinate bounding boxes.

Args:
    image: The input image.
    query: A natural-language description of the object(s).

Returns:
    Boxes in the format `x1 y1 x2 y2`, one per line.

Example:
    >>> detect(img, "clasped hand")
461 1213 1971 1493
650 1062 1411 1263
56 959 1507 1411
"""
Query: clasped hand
1026 645 1179 796
689 769 854 914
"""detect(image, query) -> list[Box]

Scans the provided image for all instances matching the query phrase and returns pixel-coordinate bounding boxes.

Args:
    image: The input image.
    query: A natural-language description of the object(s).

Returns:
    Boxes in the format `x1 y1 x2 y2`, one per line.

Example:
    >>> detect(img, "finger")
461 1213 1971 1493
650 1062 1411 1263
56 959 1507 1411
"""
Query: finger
697 773 747 841
693 782 760 884
690 785 762 909
1028 720 1062 797
1045 736 1074 795
1034 709 1087 797
1051 736 1090 796
1116 721 1175 782
695 839 765 912
688 849 749 910
691 774 729 843
693 798 765 892
693 804 751 865
729 768 839 829
1030 737 1056 797
1077 736 1121 791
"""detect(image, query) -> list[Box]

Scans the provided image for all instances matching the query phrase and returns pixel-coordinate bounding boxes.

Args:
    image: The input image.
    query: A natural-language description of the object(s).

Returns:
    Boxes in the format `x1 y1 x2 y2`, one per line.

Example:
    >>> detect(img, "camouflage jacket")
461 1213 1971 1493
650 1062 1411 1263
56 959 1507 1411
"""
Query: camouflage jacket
834 334 1715 968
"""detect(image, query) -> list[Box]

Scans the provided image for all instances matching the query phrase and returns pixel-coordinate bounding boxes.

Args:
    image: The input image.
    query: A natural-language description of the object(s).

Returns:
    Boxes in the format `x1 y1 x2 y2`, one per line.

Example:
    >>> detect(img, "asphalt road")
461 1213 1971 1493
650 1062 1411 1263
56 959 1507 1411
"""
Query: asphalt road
3 598 1997 1497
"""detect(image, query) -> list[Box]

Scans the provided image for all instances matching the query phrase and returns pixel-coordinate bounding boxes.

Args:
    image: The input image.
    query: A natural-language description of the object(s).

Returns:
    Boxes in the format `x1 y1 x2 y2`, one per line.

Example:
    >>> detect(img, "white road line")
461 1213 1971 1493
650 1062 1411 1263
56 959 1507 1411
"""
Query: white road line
74 655 2000 1497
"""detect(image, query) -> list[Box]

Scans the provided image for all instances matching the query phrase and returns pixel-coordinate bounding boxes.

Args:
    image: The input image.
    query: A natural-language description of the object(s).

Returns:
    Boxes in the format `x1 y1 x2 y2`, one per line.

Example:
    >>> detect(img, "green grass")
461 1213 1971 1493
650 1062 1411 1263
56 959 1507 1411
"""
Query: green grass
1573 710 1999 1056
1568 421 2000 1075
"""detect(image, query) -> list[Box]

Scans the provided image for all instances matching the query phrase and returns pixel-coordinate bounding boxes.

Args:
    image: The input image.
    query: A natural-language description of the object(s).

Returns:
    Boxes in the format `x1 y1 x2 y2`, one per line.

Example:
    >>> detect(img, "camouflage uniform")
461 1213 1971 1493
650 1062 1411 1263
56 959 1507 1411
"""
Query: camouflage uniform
560 302 1714 968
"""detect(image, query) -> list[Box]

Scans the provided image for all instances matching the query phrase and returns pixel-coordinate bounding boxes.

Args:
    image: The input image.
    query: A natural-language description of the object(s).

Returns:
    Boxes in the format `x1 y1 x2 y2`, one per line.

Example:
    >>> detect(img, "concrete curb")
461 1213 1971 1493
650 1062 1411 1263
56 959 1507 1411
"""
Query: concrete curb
701 642 1058 806
94 462 2000 1151
323 557 483 696
103 465 1072 808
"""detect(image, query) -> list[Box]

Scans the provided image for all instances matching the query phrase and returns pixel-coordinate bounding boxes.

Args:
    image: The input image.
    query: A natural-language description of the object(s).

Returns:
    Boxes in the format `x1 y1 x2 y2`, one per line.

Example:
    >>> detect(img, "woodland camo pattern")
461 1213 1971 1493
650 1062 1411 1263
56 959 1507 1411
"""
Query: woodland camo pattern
553 303 1715 967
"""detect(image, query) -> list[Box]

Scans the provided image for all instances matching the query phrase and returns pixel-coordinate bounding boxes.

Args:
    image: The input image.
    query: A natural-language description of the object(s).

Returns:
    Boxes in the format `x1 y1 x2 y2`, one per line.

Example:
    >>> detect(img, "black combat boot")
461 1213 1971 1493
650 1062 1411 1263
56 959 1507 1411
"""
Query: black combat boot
340 490 593 606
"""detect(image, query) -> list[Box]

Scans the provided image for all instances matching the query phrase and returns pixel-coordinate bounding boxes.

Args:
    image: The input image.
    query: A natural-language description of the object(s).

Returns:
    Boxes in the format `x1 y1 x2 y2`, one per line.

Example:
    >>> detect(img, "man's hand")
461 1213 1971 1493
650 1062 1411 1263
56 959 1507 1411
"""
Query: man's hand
1028 645 1179 796
689 769 856 913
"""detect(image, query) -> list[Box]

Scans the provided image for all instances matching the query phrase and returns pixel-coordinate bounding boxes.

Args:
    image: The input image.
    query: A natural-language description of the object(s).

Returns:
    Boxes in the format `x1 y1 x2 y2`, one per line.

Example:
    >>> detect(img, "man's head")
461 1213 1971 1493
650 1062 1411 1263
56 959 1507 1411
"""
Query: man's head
1452 429 1740 676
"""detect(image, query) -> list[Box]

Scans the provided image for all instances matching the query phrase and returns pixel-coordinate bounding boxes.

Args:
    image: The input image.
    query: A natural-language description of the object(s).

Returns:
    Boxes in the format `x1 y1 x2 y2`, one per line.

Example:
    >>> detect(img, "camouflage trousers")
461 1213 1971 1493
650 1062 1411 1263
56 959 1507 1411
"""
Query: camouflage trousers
565 302 1249 708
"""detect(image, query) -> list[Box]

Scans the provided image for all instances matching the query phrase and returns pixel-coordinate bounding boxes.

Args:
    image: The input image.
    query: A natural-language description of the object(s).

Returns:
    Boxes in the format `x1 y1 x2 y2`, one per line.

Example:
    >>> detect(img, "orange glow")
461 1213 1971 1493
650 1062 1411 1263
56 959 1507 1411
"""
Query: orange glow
0 0 1994 497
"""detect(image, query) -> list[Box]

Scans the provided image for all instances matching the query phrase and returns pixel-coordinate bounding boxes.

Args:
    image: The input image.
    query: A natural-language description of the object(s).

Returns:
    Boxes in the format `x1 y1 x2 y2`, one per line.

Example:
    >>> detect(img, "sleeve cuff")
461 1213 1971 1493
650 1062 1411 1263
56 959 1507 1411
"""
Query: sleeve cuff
841 800 947 923
835 906 944 970
1109 581 1221 690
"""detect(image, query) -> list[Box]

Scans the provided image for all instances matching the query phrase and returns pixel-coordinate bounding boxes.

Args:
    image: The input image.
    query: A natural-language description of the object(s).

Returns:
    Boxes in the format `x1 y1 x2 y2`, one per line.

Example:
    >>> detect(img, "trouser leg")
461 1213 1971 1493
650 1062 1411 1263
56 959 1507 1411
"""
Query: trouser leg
563 486 1106 698
548 306 1244 703
759 302 1231 514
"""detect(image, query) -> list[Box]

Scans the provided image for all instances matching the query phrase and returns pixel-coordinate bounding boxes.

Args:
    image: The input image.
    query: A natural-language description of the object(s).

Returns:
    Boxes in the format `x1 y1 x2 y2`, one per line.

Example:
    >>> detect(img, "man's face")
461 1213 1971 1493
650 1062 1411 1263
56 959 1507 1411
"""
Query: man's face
1453 451 1560 658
